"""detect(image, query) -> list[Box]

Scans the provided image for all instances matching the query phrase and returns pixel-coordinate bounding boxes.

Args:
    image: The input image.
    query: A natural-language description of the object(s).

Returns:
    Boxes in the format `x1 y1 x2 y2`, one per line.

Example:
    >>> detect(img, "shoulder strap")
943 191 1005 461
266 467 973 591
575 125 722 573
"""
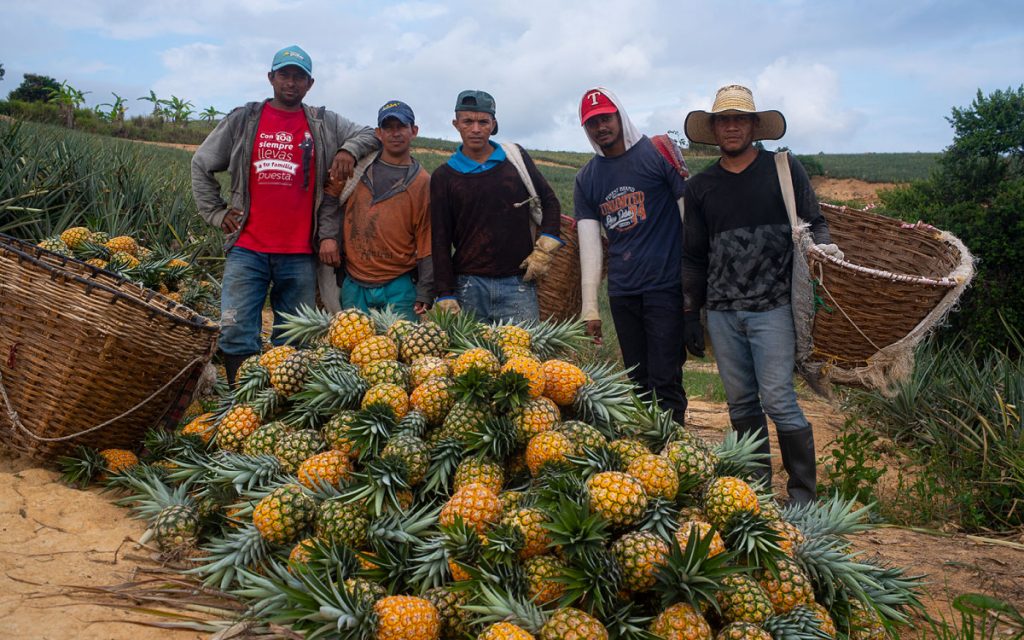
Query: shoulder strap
774 151 799 229
500 142 543 227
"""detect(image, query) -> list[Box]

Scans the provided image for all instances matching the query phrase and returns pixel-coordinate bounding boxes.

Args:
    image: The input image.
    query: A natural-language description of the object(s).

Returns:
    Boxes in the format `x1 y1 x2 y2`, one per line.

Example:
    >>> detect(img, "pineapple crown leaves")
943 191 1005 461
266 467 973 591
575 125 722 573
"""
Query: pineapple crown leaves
782 493 875 540
201 451 286 495
573 360 637 435
529 465 589 511
856 561 926 624
114 466 196 523
367 305 405 334
714 428 772 479
520 317 589 360
540 497 610 558
340 457 411 517
720 510 785 570
464 414 520 462
367 501 441 546
426 307 483 348
637 497 681 542
602 601 660 640
289 362 368 417
266 563 377 640
480 521 525 566
619 394 680 451
566 444 625 479
408 535 452 592
188 522 274 591
233 562 304 621
142 427 208 463
348 404 398 462
293 537 361 579
58 445 107 488
274 303 334 347
449 367 497 404
653 523 748 613
554 545 626 619
420 437 466 496
74 239 111 261
490 370 532 412
281 402 325 431
231 364 270 402
460 582 548 634
439 515 486 562
761 606 833 640
355 537 415 594
394 409 429 439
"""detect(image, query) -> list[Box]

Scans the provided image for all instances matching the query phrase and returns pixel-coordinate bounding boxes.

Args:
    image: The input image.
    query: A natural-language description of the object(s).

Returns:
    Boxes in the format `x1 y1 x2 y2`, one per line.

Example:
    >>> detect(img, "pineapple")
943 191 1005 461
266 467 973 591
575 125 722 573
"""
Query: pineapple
36 237 72 256
663 437 717 492
650 602 712 640
273 428 325 473
258 345 297 374
501 506 551 560
399 322 449 362
328 309 377 351
771 519 806 556
59 446 139 487
60 226 92 249
703 476 761 529
288 537 317 566
361 359 410 389
525 430 575 476
409 376 455 425
108 251 140 270
480 622 536 640
523 554 567 604
847 600 887 640
153 503 201 556
380 433 430 485
362 383 410 420
756 555 814 614
540 607 608 640
716 574 775 625
409 356 450 387
611 530 670 592
608 438 649 466
510 396 560 444
105 235 139 256
436 398 493 444
626 453 679 500
439 482 502 533
802 602 838 637
84 257 108 270
501 355 546 398
675 520 726 558
322 410 361 458
315 497 370 548
181 412 217 444
269 350 314 396
242 421 289 456
452 347 501 377
296 449 352 489
586 471 648 527
252 483 317 544
493 324 532 352
373 595 441 640
715 622 772 640
423 586 472 639
541 359 588 406
555 420 607 452
351 335 399 369
454 457 505 495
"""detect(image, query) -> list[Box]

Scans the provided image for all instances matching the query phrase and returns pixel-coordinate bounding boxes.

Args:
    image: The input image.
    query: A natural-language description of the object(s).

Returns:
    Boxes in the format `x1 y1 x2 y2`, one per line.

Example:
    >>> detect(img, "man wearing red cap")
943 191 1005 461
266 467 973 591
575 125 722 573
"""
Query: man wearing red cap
574 87 693 424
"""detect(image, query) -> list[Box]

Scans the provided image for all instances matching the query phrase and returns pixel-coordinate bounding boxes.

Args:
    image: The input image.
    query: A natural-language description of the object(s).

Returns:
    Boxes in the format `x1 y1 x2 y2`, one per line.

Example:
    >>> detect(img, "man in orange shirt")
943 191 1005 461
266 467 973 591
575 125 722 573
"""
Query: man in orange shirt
330 100 432 320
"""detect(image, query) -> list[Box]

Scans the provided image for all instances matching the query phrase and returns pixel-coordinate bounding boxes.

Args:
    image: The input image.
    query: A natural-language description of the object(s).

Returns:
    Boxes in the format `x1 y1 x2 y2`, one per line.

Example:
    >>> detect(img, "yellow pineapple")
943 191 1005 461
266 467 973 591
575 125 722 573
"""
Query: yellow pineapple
439 482 502 533
608 438 650 466
650 602 712 640
297 449 352 489
84 257 108 270
105 235 139 256
409 376 455 424
523 554 567 604
454 458 505 495
541 359 588 406
216 405 262 452
328 309 376 351
252 483 317 544
716 622 772 640
586 471 648 527
611 530 670 592
452 347 501 377
288 537 317 567
493 324 532 352
350 335 399 369
716 574 775 625
626 453 680 500
675 520 726 557
510 396 560 443
771 519 806 556
703 476 761 529
60 226 92 249
409 356 451 387
362 383 410 419
180 412 217 444
501 506 551 560
258 345 297 375
372 595 441 640
525 430 574 476
480 622 536 640
540 607 608 640
501 355 546 398
109 251 140 269
756 555 814 614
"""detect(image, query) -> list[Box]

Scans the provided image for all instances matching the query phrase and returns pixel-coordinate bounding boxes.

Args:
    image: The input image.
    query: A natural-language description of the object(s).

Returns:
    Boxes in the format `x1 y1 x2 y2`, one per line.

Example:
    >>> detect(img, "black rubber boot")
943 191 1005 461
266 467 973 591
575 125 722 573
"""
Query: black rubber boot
777 425 818 506
732 413 771 487
223 353 256 388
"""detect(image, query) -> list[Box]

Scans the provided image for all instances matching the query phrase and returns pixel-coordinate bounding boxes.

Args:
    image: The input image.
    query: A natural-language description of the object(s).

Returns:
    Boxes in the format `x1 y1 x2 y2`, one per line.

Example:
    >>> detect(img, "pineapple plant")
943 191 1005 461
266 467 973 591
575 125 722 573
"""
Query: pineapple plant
373 595 441 640
540 607 608 640
180 412 217 444
269 349 315 396
252 483 317 544
423 586 472 639
242 421 290 456
380 433 430 485
675 520 726 558
37 237 72 256
322 410 361 458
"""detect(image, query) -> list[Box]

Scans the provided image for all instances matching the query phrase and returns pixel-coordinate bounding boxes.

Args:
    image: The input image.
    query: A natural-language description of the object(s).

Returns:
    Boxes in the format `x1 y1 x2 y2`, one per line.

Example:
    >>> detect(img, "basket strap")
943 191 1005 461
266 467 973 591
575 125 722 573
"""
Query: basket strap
774 151 799 228
0 356 206 442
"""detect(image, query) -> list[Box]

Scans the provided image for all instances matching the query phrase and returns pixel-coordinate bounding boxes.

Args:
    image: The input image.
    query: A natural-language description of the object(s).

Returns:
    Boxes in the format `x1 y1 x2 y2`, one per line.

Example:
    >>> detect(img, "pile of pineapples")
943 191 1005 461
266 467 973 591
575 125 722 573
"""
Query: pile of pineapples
60 306 923 640
36 225 218 317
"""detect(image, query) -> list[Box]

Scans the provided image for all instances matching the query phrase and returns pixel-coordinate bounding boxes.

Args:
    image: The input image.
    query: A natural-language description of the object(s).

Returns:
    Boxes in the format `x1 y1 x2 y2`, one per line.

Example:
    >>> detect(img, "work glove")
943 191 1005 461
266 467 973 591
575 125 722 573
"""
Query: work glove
683 312 706 358
435 297 461 315
519 234 564 282
814 243 845 261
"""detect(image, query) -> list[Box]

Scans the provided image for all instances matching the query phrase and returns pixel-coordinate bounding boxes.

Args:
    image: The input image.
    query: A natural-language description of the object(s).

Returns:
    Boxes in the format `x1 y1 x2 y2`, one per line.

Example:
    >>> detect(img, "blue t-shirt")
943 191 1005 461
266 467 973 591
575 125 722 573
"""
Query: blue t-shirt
574 136 688 296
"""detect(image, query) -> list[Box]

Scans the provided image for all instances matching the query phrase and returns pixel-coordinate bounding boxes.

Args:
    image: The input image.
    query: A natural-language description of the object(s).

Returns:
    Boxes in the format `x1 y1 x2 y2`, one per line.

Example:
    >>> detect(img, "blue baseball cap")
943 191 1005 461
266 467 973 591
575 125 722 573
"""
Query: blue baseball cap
378 100 415 126
271 45 312 76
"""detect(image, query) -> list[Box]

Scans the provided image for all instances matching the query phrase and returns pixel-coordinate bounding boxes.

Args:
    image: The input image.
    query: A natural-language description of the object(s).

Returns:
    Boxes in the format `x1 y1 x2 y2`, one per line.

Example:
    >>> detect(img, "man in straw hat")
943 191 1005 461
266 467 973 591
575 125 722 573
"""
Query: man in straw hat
681 84 839 504
574 87 692 424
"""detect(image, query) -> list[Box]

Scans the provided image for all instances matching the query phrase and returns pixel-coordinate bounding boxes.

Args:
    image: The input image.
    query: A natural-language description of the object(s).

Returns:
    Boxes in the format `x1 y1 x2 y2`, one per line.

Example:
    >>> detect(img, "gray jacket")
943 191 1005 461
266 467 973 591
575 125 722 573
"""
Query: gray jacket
191 99 380 251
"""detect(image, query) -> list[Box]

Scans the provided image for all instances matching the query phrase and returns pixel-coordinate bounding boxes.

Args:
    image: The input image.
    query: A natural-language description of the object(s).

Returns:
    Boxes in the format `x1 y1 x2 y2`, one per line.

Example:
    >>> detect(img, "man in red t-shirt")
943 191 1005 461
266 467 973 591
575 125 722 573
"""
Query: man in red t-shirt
192 45 379 384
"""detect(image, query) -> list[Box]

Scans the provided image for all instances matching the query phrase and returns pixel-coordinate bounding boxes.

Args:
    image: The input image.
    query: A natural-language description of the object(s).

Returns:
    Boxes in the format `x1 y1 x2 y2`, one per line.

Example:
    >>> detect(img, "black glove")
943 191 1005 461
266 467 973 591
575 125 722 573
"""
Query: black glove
683 312 705 358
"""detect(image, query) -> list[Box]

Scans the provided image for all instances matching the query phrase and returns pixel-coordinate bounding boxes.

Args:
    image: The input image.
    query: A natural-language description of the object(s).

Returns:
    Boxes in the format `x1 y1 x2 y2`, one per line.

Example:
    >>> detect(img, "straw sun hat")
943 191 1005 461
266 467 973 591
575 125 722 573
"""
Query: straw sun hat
684 84 786 146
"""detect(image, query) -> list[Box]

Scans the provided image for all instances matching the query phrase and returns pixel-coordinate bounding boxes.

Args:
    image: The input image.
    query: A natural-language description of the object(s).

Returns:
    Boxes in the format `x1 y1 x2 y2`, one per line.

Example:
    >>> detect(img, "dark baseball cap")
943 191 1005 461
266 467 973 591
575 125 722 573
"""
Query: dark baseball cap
455 90 496 115
378 100 415 126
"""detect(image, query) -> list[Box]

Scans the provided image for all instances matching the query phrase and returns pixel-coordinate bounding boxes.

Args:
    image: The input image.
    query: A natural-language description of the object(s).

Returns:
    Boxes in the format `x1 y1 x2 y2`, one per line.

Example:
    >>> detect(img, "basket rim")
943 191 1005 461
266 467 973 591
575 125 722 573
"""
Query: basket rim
1 232 218 332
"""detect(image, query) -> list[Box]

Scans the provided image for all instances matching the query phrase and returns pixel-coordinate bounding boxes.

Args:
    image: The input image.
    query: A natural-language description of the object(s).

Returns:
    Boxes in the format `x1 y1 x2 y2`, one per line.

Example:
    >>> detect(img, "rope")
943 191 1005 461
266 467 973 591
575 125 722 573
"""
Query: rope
0 356 205 442
814 262 884 353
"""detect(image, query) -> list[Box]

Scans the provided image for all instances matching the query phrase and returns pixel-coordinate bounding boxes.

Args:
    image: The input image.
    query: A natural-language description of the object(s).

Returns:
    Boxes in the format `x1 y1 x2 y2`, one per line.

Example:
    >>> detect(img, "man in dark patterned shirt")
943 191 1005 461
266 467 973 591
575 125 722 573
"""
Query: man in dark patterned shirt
681 85 837 505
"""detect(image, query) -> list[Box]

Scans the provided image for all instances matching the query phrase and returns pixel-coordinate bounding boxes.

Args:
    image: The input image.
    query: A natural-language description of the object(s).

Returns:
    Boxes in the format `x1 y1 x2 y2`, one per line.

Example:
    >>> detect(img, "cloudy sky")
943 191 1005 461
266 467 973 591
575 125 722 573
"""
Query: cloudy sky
2 0 1021 153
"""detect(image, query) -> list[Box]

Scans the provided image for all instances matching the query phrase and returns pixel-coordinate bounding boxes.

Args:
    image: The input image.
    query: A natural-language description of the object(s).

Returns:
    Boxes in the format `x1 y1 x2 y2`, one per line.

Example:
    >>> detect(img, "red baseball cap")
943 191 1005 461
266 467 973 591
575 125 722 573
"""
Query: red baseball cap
580 89 618 124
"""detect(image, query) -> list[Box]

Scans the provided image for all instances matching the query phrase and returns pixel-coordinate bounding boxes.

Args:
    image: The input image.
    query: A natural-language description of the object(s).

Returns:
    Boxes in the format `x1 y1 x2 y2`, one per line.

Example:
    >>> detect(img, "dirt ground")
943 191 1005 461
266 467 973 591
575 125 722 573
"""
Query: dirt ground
811 175 900 206
3 388 1023 638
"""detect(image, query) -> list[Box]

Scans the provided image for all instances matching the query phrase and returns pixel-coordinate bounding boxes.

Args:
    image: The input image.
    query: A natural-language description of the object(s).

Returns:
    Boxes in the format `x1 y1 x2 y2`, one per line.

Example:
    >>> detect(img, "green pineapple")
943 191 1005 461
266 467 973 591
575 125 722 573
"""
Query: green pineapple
273 428 325 473
315 497 371 548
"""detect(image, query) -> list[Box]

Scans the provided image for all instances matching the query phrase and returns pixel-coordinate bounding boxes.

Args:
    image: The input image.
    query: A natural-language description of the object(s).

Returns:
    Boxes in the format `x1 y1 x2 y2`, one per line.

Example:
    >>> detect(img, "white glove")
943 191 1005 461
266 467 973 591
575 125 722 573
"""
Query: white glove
815 243 845 261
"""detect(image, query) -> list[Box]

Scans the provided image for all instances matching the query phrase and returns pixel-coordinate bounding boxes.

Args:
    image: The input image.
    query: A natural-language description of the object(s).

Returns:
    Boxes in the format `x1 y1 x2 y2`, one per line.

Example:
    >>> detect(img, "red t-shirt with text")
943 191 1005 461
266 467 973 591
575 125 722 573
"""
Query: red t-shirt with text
236 104 316 254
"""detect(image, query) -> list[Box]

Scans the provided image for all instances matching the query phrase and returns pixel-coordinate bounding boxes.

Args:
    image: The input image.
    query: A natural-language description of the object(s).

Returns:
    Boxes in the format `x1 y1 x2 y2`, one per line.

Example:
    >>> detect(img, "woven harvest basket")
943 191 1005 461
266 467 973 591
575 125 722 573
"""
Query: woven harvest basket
804 204 973 391
0 233 219 460
537 215 583 322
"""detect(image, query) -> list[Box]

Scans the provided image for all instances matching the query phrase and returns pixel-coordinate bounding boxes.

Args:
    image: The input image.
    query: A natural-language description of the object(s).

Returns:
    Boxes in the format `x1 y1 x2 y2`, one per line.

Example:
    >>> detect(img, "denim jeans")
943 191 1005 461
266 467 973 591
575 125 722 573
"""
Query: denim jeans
219 246 316 355
706 304 809 433
457 274 539 324
342 273 418 322
608 289 687 421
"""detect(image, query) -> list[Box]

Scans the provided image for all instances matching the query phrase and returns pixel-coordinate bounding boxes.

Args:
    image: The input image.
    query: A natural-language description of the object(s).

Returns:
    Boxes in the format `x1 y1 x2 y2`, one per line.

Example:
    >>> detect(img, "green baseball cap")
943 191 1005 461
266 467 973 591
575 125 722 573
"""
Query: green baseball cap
271 45 312 76
455 90 496 115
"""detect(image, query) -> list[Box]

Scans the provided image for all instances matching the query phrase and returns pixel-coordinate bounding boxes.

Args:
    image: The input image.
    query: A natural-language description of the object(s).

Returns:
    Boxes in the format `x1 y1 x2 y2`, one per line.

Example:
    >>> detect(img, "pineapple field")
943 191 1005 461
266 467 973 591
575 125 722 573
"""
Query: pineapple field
2 118 1024 640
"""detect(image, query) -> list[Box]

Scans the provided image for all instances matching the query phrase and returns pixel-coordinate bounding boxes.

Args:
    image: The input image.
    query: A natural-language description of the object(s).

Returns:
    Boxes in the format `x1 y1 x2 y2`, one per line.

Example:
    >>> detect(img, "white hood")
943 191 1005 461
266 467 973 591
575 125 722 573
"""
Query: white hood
580 87 643 157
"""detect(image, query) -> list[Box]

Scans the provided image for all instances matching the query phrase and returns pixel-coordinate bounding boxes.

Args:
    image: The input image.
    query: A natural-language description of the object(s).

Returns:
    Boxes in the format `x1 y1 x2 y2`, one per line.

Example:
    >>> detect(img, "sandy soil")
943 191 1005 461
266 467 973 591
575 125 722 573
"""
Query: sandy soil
811 175 901 206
